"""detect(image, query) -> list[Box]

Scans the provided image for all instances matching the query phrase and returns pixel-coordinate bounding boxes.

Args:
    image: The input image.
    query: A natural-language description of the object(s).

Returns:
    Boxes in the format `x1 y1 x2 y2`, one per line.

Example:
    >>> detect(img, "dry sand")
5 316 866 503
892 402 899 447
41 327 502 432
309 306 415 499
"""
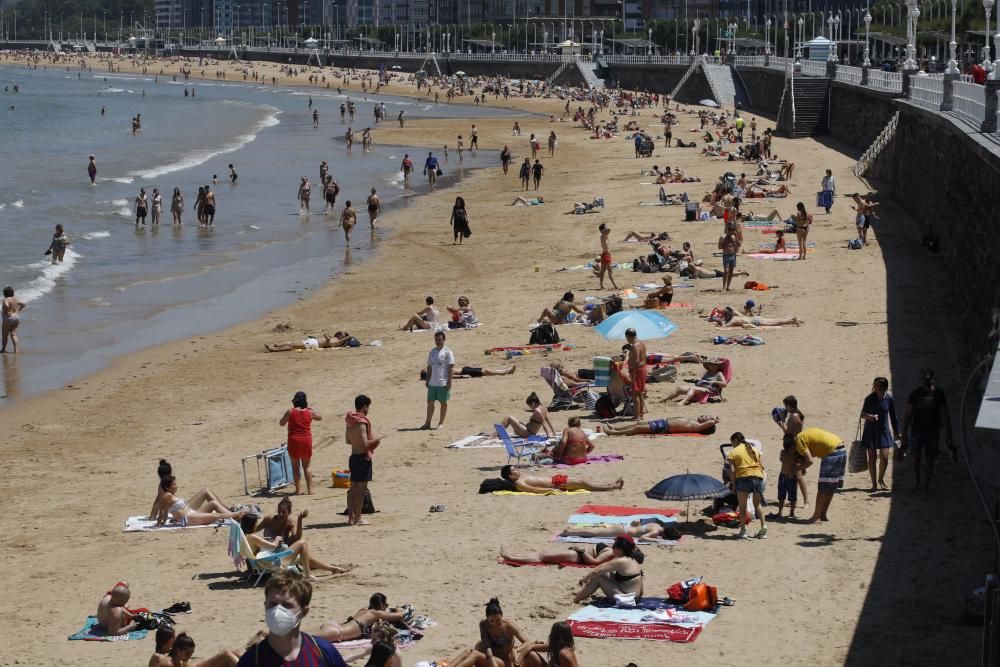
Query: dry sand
0 54 987 666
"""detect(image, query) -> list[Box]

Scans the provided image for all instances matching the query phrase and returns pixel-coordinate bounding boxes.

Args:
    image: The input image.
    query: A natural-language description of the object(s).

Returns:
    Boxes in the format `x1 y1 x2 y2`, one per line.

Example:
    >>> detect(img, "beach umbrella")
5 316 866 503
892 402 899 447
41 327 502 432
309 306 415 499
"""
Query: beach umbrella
214 36 226 45
391 65 402 70
455 71 466 77
699 99 719 107
593 310 677 341
303 37 319 47
646 472 730 519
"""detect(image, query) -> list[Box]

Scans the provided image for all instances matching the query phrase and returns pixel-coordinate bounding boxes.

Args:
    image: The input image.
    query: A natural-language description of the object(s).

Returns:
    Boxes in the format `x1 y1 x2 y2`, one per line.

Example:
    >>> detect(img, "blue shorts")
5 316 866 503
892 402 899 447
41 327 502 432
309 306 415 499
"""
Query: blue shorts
818 446 846 493
735 476 765 496
647 418 669 434
427 385 451 403
722 253 736 269
909 429 940 460
777 474 798 504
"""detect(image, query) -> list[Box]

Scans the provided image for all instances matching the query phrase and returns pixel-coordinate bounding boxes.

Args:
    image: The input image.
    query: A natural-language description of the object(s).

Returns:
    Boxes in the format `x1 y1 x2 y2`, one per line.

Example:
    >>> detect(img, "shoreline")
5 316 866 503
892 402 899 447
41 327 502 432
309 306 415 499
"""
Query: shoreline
0 54 987 667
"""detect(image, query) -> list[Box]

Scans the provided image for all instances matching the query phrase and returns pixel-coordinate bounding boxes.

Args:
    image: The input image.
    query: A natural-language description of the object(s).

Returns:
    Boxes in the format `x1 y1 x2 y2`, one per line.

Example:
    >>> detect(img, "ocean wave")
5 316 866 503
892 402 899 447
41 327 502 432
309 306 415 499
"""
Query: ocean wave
117 206 132 218
11 200 24 208
102 87 128 93
19 248 79 303
110 199 128 206
80 230 111 240
100 177 135 185
128 106 282 180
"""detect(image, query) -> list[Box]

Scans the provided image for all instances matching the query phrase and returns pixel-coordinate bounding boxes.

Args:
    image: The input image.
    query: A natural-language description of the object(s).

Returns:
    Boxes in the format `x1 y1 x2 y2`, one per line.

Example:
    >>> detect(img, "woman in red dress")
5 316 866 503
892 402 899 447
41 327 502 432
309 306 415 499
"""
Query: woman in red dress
280 391 322 495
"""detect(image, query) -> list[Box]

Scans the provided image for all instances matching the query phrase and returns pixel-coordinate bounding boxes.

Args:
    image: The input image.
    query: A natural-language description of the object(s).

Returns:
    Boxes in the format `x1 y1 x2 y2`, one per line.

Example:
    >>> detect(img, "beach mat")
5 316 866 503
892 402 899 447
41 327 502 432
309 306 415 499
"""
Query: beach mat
746 252 806 260
123 516 216 532
68 616 148 642
500 559 592 568
552 534 683 545
567 597 718 642
577 505 681 517
493 489 591 496
541 454 624 468
448 430 603 449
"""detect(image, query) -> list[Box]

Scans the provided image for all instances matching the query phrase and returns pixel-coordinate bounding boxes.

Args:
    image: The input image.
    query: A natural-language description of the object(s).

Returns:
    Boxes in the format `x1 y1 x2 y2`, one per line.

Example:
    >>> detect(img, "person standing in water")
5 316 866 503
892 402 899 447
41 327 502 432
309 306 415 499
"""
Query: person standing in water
345 127 354 152
228 163 238 183
400 154 413 184
194 187 206 225
424 152 440 191
1 286 26 354
312 108 319 128
46 224 70 264
366 188 380 230
87 155 97 184
203 186 216 225
134 188 148 225
151 188 162 225
298 177 312 213
340 200 357 243
170 188 184 225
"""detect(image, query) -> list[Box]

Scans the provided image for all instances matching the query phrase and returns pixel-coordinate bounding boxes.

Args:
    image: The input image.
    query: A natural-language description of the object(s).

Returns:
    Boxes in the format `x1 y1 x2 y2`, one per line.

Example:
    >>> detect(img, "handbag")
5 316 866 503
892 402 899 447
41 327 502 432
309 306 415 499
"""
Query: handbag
436 167 443 177
848 420 868 473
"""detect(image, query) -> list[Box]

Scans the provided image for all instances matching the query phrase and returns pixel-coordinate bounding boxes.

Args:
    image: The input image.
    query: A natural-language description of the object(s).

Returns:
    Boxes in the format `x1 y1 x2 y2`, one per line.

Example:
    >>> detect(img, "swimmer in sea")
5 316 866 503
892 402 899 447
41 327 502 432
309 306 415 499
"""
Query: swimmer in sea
87 155 97 184
341 200 357 243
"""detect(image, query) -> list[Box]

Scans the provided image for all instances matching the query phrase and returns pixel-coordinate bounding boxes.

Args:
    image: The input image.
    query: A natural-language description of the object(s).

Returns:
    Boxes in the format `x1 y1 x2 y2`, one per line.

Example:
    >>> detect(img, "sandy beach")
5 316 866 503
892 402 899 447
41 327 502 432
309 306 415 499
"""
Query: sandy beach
0 53 989 666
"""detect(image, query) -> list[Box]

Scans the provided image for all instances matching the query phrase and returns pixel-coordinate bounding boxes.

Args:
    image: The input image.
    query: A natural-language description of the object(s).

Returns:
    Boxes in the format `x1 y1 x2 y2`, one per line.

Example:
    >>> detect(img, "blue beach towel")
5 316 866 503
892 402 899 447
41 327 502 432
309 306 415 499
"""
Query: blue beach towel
68 616 148 642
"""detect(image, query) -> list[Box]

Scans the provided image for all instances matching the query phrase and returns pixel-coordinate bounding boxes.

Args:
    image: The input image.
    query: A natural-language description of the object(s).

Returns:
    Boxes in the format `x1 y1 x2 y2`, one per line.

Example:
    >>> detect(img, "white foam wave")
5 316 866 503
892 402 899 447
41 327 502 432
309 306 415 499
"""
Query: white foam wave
117 207 132 218
11 200 24 208
102 87 127 93
128 107 282 180
19 249 79 303
100 177 134 185
110 199 128 206
0 204 6 210
81 230 111 240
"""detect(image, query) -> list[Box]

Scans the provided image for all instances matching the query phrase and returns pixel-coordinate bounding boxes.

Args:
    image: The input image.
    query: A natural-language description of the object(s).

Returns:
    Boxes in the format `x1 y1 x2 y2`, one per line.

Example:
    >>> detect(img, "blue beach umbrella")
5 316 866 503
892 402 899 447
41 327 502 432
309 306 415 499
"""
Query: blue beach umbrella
593 310 677 340
646 472 730 519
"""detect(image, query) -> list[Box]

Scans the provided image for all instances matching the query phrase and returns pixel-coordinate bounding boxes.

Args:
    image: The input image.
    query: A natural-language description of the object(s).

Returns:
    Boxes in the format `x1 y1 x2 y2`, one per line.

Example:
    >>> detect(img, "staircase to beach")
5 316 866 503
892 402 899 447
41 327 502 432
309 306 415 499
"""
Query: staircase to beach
790 75 831 136
854 111 900 176
575 60 605 89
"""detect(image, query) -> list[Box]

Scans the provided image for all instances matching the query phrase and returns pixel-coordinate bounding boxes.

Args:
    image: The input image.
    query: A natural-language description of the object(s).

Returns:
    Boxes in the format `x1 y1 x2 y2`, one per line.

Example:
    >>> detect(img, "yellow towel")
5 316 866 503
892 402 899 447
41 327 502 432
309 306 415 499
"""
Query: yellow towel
491 489 591 496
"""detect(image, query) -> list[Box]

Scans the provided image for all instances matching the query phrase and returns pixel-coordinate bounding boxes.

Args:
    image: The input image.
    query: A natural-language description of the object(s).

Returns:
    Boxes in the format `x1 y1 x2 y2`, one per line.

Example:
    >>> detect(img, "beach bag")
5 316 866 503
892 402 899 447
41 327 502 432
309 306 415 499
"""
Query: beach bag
529 323 560 346
744 281 770 291
666 577 705 603
436 167 443 177
849 421 868 473
595 394 617 419
817 190 833 209
685 583 718 611
847 239 863 250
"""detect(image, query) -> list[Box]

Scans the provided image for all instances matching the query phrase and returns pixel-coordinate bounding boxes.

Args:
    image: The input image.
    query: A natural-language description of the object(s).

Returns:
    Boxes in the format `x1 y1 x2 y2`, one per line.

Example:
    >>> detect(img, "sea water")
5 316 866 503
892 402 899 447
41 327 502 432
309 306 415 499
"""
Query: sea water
0 65 530 401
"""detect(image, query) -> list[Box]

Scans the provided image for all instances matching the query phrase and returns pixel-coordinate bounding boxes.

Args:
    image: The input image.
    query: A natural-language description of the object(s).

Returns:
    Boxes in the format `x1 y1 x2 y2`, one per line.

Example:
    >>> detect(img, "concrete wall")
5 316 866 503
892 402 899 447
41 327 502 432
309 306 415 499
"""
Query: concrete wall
829 81 900 150
605 64 688 94
735 65 784 118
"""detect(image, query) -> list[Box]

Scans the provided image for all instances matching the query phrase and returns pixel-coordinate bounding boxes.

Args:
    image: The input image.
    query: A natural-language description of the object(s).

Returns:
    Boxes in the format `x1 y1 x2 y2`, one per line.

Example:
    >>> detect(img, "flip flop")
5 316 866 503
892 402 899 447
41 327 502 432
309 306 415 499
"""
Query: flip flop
429 504 446 513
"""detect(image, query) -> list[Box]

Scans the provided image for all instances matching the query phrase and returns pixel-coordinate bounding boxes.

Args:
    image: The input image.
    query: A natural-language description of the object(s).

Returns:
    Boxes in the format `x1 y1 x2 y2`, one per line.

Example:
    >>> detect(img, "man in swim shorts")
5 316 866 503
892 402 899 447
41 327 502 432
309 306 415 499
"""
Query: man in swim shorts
718 225 740 291
499 465 623 493
345 395 380 526
96 581 141 636
203 186 216 225
596 224 618 290
422 331 454 430
625 328 647 420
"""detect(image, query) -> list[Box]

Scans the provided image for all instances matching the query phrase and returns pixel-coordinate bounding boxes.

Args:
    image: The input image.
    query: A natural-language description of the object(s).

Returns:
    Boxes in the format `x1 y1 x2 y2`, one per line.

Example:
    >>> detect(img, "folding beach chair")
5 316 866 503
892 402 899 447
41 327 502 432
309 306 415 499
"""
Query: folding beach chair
224 519 294 587
539 366 592 411
494 424 548 466
592 356 633 417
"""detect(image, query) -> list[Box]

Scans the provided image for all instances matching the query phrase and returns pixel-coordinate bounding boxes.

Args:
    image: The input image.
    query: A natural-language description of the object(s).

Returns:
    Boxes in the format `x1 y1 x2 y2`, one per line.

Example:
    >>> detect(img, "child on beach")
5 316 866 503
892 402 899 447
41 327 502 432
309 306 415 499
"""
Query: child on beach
774 435 801 518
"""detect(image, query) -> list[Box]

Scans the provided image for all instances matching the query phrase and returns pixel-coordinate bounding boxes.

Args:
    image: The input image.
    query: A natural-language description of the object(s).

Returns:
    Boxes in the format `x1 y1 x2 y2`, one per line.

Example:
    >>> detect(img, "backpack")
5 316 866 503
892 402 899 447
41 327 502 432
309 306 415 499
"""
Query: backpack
666 577 719 611
529 323 560 346
604 295 624 316
595 394 617 419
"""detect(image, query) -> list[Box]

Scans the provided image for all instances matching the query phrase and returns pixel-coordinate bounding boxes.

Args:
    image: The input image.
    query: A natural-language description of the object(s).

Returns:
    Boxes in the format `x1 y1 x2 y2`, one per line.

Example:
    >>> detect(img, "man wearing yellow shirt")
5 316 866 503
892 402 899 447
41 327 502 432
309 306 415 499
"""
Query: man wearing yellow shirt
726 432 767 539
795 427 846 523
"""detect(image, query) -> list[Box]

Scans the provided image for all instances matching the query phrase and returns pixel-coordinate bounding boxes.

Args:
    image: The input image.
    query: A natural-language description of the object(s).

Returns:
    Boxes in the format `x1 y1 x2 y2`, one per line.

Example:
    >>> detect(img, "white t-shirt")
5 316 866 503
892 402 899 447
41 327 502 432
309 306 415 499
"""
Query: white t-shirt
427 346 455 387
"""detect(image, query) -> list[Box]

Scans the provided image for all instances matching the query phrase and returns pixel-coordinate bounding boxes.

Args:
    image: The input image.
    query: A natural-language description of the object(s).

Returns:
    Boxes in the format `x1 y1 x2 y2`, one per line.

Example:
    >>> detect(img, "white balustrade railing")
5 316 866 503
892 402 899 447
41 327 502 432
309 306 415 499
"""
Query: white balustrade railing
603 54 688 65
952 79 987 126
909 74 944 109
733 55 765 66
768 55 791 70
835 64 863 85
866 69 903 92
961 73 974 83
798 59 827 76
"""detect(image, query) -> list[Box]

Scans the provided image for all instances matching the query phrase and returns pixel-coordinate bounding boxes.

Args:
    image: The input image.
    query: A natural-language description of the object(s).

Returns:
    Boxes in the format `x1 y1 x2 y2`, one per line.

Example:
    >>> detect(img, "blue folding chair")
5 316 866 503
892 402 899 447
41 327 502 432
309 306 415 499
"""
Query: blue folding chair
494 424 549 466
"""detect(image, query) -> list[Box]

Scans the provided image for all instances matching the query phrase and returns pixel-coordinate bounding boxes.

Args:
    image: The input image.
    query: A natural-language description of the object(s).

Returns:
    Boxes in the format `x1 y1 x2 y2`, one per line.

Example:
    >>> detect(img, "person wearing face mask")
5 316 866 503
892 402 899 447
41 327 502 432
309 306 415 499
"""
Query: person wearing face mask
237 571 347 667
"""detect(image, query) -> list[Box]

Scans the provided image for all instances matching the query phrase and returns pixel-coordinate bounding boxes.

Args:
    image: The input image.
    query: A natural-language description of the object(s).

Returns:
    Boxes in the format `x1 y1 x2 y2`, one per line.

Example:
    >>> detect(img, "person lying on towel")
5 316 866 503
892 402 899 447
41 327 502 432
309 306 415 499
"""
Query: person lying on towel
96 581 141 636
600 415 720 436
499 465 623 493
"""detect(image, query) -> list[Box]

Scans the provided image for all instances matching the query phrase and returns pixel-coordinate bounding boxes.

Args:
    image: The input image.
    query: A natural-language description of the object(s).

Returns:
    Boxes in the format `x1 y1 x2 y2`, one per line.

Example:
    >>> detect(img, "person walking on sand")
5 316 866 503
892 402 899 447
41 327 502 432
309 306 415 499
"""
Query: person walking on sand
87 154 97 185
519 158 531 190
298 177 312 213
450 196 471 245
424 152 440 191
596 223 619 290
718 224 740 291
346 394 380 527
531 159 544 190
860 376 899 492
500 145 511 175
366 188 380 230
625 328 647 421
1 286 26 354
422 331 454 430
470 124 479 152
340 200 357 243
280 391 322 496
900 368 955 494
548 131 557 157
820 168 835 214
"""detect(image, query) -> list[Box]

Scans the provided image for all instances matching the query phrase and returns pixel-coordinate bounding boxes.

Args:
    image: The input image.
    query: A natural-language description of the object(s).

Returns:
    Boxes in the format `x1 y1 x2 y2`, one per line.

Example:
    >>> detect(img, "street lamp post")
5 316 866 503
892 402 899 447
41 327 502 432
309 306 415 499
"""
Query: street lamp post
765 18 771 54
946 0 958 72
795 16 803 62
827 13 836 61
864 7 873 66
691 18 699 56
833 14 840 61
904 0 918 68
491 31 495 53
648 27 652 54
984 0 995 67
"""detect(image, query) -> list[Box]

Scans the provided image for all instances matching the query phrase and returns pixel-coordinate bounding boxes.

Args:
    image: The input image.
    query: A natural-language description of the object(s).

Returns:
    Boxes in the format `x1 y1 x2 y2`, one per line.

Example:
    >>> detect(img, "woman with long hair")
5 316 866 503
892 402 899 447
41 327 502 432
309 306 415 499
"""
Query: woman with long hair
280 391 322 495
171 188 185 225
776 395 809 507
499 392 555 438
571 536 645 603
793 201 812 261
148 627 239 667
519 621 578 667
451 196 471 245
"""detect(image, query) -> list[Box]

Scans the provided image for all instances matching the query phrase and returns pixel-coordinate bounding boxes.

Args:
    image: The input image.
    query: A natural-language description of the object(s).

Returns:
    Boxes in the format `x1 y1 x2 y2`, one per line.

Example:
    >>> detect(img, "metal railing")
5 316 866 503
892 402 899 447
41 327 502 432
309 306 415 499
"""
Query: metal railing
733 54 766 67
953 79 987 125
855 111 900 176
799 59 827 77
866 69 903 92
909 74 944 109
789 61 797 128
769 55 792 70
603 54 688 65
835 64 863 85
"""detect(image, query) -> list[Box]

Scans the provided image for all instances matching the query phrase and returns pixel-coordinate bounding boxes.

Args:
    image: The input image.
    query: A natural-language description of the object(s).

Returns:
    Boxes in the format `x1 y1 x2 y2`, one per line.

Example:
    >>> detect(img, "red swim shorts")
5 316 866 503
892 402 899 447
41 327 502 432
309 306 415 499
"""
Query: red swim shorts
551 474 569 489
631 365 648 394
600 252 612 267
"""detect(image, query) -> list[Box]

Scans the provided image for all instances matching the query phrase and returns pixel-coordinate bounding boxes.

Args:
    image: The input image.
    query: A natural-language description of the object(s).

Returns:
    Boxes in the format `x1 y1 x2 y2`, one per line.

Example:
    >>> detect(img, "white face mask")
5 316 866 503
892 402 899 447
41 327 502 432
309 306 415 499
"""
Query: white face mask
265 605 301 636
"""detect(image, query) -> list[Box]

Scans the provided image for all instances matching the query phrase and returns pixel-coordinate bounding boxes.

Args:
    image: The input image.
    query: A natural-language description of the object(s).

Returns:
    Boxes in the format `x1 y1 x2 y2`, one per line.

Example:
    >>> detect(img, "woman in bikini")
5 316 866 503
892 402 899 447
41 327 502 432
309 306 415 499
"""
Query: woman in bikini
148 627 238 667
298 177 312 212
170 188 185 225
400 296 439 332
498 543 619 567
548 416 595 464
154 475 244 527
47 224 70 264
793 201 812 260
317 593 412 642
240 514 348 580
718 307 802 328
499 392 555 438
519 622 578 667
366 187 380 229
151 188 163 225
656 359 730 404
561 520 679 542
448 598 528 667
571 536 645 603
601 414 720 436
1 286 26 354
537 292 585 325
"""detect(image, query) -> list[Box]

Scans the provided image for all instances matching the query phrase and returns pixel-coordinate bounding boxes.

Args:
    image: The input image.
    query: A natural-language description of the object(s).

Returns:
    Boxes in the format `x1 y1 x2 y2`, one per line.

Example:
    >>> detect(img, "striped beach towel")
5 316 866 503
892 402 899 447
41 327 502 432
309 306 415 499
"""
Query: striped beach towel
593 356 612 388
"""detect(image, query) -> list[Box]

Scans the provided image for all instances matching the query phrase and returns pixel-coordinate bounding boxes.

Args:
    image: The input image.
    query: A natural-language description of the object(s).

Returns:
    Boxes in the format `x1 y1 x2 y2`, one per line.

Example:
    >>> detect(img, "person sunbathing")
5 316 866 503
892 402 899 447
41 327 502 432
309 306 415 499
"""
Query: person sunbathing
421 365 516 380
546 416 596 464
264 332 357 352
500 392 556 438
317 592 413 642
149 627 239 667
97 581 140 636
601 414 720 435
678 263 749 280
537 292 585 325
241 514 348 579
647 275 674 305
718 306 801 328
447 597 528 667
646 351 706 365
500 465 623 492
571 536 646 603
747 183 790 198
547 361 590 390
498 543 620 567
400 296 440 331
155 476 244 527
658 359 729 404
446 296 478 328
560 520 681 542
512 196 545 205
622 231 670 242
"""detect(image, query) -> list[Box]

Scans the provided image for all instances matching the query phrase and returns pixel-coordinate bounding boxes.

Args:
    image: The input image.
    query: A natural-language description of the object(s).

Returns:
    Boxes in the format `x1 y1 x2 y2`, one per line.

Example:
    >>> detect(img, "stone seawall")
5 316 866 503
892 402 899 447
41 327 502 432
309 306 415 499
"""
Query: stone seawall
736 66 784 118
829 81 899 150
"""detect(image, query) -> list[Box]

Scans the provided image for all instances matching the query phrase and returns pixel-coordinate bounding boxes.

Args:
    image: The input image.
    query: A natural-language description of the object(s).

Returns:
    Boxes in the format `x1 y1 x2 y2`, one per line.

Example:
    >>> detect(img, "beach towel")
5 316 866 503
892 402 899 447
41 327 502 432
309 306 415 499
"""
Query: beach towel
712 335 765 345
492 489 591 496
577 504 681 516
540 454 624 468
639 201 677 206
123 516 216 532
593 357 611 387
566 597 718 642
747 250 814 260
552 534 682 545
636 283 694 291
567 513 676 525
68 616 149 642
447 430 603 449
500 559 591 568
487 343 564 354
